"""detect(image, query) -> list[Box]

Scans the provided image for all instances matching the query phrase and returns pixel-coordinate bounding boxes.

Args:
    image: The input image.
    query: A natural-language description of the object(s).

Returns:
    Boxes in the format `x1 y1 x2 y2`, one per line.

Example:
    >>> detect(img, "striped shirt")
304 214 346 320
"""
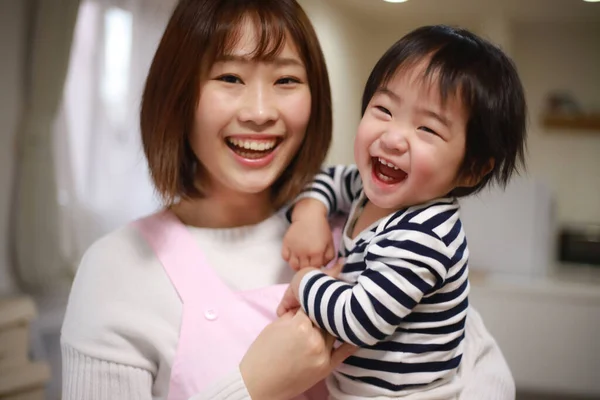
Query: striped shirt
297 165 470 397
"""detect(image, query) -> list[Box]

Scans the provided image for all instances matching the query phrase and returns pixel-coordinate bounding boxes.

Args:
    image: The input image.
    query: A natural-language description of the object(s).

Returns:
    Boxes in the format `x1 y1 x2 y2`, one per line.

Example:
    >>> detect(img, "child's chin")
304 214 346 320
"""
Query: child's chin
366 191 403 210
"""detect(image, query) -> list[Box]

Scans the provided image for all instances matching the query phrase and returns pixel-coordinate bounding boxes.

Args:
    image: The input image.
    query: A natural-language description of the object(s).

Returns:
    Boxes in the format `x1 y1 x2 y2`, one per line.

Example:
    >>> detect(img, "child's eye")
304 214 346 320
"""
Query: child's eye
375 106 392 116
217 74 242 84
276 77 300 85
418 126 439 136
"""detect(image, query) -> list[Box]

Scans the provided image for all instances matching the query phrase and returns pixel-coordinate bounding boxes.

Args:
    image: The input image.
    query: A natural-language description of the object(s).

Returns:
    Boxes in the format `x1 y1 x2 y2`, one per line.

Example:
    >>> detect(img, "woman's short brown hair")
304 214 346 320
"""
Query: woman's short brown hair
141 0 332 209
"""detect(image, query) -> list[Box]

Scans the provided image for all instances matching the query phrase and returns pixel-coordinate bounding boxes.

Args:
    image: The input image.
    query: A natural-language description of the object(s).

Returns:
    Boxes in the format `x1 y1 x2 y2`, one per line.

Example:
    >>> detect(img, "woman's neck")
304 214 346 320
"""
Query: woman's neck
172 189 275 229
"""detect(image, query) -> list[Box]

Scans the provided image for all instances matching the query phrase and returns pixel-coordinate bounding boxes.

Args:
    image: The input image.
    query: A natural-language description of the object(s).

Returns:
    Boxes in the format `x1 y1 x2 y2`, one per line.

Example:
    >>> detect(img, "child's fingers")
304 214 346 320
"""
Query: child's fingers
277 286 300 317
307 254 322 269
324 244 335 264
282 246 291 261
289 255 300 270
277 300 295 317
307 255 322 269
276 302 286 317
299 256 310 270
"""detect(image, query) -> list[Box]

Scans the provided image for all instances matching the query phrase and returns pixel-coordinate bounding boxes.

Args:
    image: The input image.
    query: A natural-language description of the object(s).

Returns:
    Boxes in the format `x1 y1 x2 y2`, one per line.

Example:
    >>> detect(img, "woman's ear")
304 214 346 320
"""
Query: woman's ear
457 158 495 188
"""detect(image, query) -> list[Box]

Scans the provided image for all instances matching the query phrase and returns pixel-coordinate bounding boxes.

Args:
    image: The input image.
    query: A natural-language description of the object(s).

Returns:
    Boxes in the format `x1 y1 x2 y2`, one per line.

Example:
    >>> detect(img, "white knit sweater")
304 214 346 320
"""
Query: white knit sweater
61 212 515 400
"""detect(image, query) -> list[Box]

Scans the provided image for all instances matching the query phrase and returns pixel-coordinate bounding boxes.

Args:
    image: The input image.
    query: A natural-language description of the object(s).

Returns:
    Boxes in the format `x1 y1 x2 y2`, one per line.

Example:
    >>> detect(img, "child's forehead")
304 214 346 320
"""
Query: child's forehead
380 60 467 109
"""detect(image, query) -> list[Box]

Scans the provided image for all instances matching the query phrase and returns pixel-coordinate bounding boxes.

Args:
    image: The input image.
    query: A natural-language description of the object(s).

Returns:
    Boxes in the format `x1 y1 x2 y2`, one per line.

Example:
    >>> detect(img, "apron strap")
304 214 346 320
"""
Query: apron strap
132 209 232 304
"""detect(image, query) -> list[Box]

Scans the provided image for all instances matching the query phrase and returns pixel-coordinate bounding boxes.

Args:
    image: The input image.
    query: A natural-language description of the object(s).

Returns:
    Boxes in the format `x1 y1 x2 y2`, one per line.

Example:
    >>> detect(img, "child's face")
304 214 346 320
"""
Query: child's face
355 61 472 211
190 18 311 198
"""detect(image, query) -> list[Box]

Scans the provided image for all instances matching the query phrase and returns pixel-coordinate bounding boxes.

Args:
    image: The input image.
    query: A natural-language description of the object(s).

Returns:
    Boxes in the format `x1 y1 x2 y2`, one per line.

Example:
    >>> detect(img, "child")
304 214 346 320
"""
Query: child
278 25 527 399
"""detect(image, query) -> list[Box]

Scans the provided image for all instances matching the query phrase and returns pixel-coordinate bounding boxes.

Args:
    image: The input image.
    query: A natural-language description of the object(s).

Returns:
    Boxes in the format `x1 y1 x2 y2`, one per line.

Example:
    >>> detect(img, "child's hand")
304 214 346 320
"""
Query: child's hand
277 267 319 317
282 216 335 271
276 284 300 317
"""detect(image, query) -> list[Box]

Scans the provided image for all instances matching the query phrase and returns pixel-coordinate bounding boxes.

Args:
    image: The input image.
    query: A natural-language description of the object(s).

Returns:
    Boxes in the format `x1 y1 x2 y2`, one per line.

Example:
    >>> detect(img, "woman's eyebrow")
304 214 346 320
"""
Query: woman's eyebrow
216 54 303 67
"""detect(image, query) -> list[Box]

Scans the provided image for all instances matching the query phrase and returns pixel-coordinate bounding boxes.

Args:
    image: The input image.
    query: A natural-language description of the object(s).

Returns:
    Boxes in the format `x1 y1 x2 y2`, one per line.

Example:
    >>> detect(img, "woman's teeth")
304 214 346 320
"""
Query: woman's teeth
226 137 280 160
227 138 277 151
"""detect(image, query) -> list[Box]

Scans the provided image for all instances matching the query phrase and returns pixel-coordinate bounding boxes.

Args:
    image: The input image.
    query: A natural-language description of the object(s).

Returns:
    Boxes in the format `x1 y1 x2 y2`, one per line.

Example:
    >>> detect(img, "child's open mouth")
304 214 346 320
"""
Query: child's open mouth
372 157 407 184
226 137 282 160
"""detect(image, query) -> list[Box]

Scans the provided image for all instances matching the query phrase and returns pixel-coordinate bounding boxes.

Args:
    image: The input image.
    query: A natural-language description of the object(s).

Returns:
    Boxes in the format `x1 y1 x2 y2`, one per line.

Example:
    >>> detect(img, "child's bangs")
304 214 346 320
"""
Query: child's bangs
373 44 479 114
208 5 290 64
422 49 479 113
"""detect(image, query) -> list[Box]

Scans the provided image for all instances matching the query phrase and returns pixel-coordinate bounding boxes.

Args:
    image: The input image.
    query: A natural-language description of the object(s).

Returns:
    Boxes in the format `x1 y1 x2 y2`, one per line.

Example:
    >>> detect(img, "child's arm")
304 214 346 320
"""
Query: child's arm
282 199 335 270
282 165 361 270
294 165 363 216
290 225 465 347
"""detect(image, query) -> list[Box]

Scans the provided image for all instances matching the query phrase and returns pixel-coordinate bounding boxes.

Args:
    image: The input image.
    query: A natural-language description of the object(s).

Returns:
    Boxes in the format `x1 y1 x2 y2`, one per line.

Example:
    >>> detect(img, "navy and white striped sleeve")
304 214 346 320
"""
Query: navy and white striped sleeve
298 226 452 347
296 165 363 215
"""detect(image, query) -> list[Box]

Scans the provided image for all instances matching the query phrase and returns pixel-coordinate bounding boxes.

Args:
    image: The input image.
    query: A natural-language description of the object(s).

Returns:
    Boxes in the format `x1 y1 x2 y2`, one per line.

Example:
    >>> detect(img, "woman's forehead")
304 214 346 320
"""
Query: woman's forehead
217 16 302 63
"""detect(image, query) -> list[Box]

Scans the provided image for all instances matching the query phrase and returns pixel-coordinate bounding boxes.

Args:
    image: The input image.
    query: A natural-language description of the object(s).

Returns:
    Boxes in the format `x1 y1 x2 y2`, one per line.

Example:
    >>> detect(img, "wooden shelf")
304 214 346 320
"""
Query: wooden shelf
542 114 600 132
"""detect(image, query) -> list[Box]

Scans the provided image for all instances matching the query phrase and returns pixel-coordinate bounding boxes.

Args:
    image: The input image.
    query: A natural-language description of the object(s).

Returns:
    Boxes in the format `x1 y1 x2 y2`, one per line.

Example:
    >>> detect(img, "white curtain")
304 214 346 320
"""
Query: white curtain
13 0 82 291
54 0 175 274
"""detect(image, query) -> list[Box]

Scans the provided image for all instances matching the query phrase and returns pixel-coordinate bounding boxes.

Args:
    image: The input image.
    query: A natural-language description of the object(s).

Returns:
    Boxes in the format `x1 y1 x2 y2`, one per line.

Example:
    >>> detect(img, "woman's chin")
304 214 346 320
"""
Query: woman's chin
229 175 277 196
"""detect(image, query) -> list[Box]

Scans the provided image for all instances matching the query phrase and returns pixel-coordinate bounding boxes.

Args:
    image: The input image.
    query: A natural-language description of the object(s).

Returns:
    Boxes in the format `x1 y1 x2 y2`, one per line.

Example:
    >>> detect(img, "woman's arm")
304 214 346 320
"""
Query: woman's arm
459 308 516 400
60 226 179 400
237 311 354 400
61 343 154 400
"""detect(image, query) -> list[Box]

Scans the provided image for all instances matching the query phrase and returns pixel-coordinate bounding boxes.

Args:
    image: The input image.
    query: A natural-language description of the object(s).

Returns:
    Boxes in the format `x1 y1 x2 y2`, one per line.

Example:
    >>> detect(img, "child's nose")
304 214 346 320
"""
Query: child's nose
380 128 409 154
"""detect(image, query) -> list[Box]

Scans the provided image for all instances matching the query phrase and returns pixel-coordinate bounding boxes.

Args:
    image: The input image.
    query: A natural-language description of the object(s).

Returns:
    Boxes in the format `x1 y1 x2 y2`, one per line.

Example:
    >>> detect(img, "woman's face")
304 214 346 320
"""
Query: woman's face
191 19 311 199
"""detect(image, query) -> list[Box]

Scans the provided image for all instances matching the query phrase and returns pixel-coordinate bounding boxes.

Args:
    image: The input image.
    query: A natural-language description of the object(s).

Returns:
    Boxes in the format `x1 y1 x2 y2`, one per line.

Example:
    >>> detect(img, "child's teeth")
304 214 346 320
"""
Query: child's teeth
378 157 399 170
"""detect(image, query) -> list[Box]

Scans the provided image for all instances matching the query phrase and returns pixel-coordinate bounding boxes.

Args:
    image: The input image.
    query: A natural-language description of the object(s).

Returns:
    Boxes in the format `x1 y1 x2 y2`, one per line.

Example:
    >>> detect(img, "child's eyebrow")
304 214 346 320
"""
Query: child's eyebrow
375 88 401 103
216 54 303 67
416 106 452 128
376 88 452 129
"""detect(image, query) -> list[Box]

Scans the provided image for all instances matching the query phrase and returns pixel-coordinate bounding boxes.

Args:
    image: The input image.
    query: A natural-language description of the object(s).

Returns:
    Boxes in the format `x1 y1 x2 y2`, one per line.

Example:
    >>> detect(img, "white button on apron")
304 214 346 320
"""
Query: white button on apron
204 309 218 321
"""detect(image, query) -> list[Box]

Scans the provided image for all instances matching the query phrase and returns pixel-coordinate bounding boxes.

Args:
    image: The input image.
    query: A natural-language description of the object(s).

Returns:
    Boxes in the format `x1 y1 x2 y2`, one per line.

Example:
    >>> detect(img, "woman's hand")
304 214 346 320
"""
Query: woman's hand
240 310 356 400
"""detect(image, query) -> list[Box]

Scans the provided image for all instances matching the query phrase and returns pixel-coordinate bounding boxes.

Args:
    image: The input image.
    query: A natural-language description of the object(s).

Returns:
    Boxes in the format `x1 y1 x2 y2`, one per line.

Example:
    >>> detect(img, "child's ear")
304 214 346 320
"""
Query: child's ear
457 158 495 188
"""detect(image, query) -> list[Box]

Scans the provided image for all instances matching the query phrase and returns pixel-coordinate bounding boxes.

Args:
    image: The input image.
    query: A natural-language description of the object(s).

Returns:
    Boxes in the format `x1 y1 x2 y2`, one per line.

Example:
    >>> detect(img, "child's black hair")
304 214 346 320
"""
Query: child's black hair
362 25 527 196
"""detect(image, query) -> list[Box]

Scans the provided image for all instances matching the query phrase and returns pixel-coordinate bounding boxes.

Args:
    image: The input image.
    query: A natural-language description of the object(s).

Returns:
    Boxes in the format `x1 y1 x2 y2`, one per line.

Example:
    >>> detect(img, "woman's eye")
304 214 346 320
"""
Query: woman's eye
276 77 300 85
375 106 392 116
217 74 242 84
418 126 439 136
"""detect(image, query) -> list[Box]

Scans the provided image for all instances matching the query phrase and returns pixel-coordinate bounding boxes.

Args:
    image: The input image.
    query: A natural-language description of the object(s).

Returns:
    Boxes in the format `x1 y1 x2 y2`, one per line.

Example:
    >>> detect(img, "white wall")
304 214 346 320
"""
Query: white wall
298 0 367 165
513 21 600 226
0 0 27 294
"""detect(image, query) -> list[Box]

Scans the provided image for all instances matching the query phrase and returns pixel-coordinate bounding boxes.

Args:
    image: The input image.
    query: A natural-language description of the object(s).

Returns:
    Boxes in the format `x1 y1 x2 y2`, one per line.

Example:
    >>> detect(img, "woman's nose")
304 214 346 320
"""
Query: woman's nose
238 83 278 126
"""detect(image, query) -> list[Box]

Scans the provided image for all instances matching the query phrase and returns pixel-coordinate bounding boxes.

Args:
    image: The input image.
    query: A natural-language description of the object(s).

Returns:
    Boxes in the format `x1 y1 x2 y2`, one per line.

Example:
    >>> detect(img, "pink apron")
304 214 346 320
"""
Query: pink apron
134 210 328 400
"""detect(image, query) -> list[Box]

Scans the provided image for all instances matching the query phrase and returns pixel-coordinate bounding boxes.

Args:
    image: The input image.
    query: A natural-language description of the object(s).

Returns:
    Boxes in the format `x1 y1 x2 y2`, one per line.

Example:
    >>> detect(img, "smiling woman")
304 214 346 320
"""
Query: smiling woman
140 1 331 210
191 19 312 197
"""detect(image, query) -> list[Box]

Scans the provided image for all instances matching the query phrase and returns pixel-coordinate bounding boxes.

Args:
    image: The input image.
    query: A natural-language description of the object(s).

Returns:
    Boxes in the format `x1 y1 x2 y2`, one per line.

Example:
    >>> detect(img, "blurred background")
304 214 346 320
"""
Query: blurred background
0 0 599 398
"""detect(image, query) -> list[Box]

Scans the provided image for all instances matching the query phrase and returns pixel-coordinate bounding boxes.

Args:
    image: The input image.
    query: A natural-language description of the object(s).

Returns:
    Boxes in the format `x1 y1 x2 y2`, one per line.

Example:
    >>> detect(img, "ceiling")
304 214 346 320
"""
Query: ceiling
326 0 600 25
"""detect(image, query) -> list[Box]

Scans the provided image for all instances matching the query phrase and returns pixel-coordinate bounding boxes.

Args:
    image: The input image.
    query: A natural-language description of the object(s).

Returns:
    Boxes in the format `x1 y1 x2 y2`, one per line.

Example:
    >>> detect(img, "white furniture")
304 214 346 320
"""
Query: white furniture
471 271 600 397
0 296 51 399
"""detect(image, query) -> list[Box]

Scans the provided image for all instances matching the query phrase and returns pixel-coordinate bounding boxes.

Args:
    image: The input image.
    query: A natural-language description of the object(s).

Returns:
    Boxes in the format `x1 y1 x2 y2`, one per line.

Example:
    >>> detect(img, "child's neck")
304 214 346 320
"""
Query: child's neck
173 189 274 229
351 200 399 239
